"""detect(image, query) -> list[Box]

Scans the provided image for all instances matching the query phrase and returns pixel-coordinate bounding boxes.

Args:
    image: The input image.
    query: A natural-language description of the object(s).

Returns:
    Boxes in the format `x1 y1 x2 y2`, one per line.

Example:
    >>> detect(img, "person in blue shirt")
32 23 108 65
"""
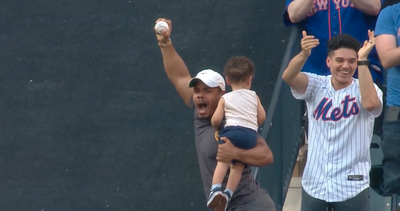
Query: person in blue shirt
282 0 384 83
375 2 400 196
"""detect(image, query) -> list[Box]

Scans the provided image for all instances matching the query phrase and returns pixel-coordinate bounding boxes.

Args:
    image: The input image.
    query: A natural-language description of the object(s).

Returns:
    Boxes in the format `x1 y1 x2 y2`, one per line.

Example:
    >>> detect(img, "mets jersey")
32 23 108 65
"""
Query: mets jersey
283 0 384 82
291 72 383 202
222 89 258 131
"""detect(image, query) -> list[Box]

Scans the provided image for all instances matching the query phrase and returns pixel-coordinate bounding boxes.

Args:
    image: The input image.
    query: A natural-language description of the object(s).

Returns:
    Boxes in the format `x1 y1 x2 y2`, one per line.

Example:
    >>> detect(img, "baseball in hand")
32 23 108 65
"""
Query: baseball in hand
154 21 169 34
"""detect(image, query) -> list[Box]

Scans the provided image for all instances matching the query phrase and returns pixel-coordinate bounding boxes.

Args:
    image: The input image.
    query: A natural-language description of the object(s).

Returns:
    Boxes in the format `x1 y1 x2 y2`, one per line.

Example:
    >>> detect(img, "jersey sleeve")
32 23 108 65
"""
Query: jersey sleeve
358 84 384 117
375 7 396 36
282 0 296 26
291 72 325 102
371 84 384 117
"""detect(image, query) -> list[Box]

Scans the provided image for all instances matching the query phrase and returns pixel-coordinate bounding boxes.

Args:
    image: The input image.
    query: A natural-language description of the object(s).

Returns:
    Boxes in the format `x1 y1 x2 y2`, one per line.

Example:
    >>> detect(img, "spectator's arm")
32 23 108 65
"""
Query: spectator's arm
375 7 400 69
282 52 310 94
358 65 382 113
376 35 400 69
156 19 193 108
283 31 323 101
286 0 315 23
350 0 382 16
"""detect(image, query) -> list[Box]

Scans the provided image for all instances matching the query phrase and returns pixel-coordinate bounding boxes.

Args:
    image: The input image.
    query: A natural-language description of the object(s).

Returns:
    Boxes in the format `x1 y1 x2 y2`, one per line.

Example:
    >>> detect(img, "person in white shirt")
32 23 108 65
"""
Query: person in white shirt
203 56 266 211
282 30 383 211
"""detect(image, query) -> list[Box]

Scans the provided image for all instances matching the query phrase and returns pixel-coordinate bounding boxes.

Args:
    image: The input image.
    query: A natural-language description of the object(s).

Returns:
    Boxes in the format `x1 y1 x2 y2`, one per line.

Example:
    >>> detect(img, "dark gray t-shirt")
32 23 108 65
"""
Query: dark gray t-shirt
193 109 264 210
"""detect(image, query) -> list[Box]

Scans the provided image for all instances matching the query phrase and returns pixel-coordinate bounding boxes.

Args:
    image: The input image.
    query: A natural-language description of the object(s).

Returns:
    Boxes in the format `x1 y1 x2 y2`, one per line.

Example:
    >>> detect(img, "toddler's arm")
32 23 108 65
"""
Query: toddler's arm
211 98 225 131
257 95 266 125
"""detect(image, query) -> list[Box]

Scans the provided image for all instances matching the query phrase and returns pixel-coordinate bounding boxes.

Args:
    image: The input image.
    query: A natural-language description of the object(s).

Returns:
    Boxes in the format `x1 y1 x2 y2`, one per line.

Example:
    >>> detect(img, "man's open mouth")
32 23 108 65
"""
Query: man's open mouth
197 103 208 113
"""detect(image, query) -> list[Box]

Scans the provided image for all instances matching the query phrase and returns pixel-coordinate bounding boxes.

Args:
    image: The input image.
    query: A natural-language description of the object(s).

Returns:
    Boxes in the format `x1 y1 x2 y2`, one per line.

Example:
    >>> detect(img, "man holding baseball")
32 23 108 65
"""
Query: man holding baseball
153 18 276 211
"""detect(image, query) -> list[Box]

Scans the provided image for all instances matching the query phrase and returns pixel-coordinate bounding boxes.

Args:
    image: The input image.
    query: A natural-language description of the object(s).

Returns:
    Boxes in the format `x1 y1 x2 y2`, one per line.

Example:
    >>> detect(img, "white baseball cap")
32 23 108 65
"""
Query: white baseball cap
188 69 226 91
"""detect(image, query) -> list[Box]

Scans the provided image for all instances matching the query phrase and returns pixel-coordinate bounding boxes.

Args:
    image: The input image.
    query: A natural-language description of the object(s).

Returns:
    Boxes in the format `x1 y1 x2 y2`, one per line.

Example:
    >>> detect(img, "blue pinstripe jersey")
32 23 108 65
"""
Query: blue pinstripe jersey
283 0 384 83
292 73 383 202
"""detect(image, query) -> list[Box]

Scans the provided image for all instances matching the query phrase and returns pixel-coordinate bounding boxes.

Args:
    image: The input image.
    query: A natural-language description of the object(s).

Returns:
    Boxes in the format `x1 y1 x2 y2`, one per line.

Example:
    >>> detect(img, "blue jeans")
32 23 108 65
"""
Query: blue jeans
380 112 400 195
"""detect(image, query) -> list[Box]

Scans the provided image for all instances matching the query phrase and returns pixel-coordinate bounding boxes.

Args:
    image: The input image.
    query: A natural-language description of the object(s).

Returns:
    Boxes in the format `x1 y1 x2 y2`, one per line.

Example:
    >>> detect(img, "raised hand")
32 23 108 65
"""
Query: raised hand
300 30 319 57
358 30 375 60
154 18 172 44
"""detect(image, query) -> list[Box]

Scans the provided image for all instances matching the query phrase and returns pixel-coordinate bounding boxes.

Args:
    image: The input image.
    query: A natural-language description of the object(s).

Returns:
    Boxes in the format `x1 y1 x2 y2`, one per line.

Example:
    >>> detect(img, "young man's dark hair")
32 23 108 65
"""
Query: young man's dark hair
327 34 362 56
224 56 255 83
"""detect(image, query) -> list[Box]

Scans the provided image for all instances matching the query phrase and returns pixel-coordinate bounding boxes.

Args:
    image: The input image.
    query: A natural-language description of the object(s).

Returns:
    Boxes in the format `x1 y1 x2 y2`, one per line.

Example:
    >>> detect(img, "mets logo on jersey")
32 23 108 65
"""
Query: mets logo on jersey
313 95 360 121
307 0 355 17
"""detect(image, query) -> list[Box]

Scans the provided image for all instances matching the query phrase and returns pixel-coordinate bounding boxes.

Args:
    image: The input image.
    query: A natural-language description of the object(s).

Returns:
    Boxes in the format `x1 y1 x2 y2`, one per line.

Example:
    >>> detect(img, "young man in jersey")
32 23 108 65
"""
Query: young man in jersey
283 0 386 139
375 3 400 197
153 18 276 211
282 31 383 211
282 0 384 82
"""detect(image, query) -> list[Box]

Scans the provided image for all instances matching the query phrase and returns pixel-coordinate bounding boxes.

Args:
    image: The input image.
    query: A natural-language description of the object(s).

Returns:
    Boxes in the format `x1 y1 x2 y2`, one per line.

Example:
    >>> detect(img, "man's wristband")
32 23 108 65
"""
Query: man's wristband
357 60 370 66
158 38 172 48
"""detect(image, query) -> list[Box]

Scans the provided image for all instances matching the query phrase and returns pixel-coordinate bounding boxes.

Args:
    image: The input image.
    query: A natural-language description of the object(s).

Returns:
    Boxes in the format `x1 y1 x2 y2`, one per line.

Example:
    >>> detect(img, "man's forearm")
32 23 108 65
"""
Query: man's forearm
358 64 380 111
379 47 400 69
287 0 314 23
350 0 381 15
282 52 308 83
235 138 273 167
160 43 191 81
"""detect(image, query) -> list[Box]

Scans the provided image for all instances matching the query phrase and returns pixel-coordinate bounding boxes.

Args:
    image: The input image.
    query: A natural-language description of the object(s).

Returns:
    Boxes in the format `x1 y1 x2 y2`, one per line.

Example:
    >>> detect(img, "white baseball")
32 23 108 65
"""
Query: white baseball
154 21 169 34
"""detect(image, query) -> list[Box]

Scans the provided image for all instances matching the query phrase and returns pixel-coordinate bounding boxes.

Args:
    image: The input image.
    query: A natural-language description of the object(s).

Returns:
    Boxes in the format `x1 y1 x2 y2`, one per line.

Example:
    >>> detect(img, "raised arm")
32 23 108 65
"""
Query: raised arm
217 136 273 167
256 96 266 125
357 30 382 113
350 0 381 16
155 18 193 107
286 0 315 23
282 31 319 94
375 8 400 69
